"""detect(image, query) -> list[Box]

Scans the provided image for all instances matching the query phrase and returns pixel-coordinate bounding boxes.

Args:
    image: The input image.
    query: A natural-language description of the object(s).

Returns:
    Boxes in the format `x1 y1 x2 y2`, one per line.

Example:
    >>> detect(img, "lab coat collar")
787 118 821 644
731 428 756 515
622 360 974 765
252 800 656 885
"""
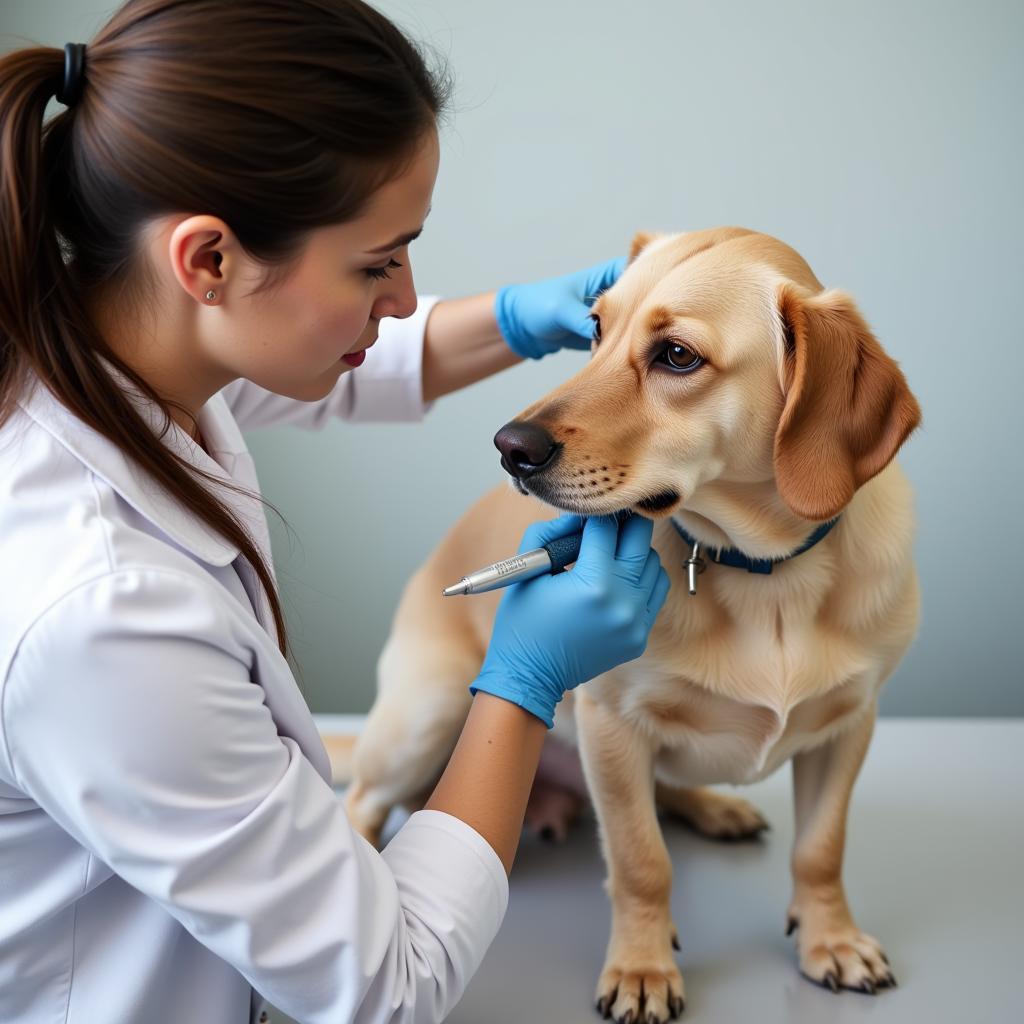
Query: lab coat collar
17 355 248 568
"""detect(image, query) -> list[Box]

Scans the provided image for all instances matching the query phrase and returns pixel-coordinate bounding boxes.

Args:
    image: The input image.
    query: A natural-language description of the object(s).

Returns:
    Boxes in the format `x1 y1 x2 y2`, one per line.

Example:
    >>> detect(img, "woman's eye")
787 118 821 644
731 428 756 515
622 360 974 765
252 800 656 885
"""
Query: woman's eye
656 343 704 373
364 258 403 280
589 313 601 342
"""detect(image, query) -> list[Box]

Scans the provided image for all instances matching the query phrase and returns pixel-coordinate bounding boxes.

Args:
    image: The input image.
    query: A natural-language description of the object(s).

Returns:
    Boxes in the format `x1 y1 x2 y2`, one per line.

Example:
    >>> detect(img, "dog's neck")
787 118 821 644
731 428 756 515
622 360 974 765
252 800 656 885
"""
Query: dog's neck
671 478 837 562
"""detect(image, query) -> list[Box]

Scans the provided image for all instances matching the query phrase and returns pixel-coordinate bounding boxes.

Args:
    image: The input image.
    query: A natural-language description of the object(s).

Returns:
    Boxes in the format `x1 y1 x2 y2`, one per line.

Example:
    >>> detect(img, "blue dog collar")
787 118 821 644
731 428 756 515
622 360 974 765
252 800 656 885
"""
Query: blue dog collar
670 515 840 595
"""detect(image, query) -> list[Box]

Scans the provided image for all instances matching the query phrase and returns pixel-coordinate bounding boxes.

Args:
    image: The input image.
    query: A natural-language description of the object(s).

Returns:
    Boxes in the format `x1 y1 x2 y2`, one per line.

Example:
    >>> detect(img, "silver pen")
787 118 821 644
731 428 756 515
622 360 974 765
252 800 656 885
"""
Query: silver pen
441 512 631 597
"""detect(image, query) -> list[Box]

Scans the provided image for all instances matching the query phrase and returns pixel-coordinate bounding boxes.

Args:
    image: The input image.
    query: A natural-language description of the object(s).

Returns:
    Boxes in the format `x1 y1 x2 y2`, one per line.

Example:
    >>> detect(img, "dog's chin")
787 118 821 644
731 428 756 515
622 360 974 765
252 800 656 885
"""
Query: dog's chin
511 477 682 518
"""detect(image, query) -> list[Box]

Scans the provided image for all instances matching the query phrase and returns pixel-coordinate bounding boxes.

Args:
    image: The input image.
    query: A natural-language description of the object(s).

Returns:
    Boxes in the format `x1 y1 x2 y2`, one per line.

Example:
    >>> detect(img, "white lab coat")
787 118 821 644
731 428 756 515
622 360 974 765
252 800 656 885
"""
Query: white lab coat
0 296 509 1024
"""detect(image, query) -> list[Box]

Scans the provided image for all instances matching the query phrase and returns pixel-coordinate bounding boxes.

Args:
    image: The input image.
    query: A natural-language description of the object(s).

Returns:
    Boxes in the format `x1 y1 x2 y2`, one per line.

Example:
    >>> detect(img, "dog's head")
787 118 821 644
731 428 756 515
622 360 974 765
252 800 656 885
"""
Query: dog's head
494 227 921 525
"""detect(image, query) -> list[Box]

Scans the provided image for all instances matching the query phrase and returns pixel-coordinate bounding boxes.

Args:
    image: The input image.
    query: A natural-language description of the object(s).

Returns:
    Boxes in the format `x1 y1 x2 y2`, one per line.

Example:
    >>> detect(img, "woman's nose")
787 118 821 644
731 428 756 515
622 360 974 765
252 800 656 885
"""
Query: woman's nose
373 266 417 320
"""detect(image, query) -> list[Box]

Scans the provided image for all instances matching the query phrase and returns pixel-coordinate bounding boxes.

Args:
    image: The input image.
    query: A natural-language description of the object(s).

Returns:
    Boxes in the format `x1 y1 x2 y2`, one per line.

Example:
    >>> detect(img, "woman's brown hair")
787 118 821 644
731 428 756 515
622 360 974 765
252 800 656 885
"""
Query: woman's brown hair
0 0 451 663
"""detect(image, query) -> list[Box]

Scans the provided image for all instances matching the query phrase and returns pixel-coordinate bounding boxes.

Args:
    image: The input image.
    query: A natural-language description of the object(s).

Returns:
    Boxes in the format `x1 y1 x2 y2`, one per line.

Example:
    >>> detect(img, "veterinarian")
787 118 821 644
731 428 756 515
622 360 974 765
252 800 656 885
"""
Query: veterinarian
0 2 671 1022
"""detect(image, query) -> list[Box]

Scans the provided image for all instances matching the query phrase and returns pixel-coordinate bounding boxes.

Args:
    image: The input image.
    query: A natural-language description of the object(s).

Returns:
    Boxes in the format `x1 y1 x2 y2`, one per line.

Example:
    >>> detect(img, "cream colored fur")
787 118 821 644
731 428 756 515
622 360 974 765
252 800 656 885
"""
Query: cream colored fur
335 227 920 1019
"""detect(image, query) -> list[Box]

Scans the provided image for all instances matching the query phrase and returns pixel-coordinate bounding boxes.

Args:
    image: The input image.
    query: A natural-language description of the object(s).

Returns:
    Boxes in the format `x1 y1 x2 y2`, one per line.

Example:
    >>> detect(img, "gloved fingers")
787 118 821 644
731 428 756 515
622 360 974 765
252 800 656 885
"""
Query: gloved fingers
517 513 585 555
564 256 628 342
575 513 620 570
645 566 672 621
582 255 627 301
613 512 656 572
552 291 599 346
561 329 594 350
637 547 663 595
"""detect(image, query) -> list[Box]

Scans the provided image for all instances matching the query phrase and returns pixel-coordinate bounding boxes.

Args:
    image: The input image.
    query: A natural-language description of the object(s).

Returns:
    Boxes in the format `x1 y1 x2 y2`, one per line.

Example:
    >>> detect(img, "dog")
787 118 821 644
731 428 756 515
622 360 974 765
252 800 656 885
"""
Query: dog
332 226 921 1021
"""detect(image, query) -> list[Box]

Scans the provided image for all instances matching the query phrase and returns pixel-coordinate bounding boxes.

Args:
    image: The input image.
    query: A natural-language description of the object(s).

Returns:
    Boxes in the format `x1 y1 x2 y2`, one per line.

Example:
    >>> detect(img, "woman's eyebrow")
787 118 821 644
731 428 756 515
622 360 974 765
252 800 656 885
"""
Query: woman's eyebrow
365 225 424 254
365 204 432 254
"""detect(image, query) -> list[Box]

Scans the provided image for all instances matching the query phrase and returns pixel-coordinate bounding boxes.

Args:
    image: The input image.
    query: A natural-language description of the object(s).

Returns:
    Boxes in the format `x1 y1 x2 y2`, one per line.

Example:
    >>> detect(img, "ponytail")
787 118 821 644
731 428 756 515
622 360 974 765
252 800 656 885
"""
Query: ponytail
0 45 67 402
0 0 451 666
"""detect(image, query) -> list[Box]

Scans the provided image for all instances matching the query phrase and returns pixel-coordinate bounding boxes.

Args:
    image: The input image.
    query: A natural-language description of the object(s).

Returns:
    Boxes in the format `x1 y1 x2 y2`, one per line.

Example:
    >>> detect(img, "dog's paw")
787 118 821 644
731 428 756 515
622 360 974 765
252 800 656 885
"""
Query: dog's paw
595 964 685 1023
657 785 769 842
786 902 896 994
594 929 685 1023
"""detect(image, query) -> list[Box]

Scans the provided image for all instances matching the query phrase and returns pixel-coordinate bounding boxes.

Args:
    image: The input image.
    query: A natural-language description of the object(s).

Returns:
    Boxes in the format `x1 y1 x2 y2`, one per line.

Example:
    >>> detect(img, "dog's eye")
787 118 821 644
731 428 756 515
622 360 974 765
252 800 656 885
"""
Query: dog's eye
589 313 601 342
656 343 704 373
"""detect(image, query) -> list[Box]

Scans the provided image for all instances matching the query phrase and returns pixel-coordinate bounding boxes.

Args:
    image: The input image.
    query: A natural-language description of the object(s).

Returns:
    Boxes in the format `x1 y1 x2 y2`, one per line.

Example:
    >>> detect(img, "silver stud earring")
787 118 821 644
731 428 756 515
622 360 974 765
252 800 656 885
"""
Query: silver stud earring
205 290 217 301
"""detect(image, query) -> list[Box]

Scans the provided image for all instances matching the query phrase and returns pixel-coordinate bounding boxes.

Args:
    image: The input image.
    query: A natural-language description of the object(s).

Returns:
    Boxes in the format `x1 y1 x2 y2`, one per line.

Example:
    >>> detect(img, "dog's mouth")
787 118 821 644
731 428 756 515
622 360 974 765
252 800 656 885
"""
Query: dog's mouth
512 475 681 517
635 489 681 513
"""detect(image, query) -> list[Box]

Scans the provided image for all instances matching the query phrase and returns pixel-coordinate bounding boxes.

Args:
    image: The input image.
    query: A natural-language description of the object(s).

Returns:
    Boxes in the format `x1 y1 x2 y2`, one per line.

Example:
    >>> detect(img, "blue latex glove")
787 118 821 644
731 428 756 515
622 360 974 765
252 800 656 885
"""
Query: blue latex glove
494 256 628 360
469 512 671 728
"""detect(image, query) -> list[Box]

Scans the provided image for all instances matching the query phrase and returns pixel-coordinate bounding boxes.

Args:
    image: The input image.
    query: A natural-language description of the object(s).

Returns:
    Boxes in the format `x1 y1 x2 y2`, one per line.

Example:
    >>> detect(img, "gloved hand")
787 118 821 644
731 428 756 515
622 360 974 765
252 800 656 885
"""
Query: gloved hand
494 255 627 360
469 512 671 728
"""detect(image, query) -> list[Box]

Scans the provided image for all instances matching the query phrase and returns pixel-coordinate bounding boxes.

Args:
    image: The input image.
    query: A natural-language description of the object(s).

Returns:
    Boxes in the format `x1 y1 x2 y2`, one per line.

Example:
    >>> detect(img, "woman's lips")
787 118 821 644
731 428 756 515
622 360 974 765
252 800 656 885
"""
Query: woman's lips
341 338 376 367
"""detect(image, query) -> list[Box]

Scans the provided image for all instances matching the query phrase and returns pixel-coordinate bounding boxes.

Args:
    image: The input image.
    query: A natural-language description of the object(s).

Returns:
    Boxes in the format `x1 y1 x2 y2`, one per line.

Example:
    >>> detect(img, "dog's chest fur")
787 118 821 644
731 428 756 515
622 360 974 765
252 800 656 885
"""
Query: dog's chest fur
569 469 918 786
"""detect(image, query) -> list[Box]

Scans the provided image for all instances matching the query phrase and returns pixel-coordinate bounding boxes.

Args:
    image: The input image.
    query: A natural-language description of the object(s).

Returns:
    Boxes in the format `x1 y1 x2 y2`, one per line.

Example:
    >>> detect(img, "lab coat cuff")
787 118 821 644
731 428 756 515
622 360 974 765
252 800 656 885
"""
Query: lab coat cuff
381 809 509 970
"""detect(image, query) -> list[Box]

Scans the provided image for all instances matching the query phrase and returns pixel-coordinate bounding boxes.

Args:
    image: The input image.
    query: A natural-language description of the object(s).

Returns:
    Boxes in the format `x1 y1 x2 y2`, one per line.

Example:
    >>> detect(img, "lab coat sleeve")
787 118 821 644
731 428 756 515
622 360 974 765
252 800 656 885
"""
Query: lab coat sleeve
220 296 441 430
0 567 508 1024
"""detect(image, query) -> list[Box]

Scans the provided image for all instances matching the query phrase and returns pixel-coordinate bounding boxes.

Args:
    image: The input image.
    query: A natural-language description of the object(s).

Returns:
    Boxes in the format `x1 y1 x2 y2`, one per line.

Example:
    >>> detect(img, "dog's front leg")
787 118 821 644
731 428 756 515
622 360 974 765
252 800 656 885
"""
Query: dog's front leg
788 703 897 993
575 689 685 1023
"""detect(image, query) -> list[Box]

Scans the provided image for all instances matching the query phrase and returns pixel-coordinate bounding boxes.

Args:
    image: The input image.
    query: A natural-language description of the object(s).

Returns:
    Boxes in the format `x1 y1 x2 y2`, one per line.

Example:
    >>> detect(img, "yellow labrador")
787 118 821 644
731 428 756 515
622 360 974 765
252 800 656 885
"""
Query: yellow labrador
335 227 921 1019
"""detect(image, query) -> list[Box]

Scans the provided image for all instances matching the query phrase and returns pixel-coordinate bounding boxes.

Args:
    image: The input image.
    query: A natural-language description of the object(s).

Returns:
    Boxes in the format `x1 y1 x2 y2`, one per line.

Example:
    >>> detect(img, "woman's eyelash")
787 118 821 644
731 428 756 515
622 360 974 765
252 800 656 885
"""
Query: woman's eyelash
364 258 403 280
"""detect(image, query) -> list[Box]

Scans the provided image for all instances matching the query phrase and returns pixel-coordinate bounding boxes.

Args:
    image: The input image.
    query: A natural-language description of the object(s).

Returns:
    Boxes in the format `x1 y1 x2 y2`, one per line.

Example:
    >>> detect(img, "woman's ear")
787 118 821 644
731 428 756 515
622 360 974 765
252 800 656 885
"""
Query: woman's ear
167 214 234 305
628 230 664 264
773 284 922 520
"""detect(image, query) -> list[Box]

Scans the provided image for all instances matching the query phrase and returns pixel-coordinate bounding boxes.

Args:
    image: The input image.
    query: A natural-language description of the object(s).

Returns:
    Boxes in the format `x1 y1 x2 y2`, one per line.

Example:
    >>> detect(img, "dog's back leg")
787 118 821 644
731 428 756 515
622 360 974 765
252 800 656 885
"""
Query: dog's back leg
654 782 770 841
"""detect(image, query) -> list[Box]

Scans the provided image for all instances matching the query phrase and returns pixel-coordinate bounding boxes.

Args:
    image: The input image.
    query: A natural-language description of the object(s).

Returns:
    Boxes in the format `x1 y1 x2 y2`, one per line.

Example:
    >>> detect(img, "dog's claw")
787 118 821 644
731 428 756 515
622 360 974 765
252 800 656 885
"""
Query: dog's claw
786 916 798 936
671 933 681 951
596 996 611 1019
671 995 685 1017
860 979 876 995
823 970 840 993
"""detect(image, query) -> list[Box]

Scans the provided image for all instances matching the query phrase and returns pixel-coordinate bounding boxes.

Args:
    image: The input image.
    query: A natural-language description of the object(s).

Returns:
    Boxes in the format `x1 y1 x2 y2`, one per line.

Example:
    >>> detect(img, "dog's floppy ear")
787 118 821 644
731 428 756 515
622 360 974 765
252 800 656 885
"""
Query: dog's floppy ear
629 230 664 264
773 284 921 521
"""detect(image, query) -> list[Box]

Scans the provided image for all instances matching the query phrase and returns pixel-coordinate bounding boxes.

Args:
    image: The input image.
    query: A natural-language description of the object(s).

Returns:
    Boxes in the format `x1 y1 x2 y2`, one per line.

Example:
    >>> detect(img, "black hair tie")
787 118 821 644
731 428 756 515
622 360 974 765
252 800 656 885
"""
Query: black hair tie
57 43 86 107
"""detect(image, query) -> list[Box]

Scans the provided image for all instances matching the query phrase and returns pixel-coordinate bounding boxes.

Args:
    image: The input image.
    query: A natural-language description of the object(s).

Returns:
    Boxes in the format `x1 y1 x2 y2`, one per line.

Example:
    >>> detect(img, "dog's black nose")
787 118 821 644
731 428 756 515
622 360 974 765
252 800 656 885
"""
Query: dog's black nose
493 421 560 479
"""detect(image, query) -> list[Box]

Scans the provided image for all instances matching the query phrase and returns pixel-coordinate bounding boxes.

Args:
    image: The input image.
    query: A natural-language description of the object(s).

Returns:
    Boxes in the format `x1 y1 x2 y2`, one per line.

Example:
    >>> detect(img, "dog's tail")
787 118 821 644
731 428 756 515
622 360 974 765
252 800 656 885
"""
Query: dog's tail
321 732 360 786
